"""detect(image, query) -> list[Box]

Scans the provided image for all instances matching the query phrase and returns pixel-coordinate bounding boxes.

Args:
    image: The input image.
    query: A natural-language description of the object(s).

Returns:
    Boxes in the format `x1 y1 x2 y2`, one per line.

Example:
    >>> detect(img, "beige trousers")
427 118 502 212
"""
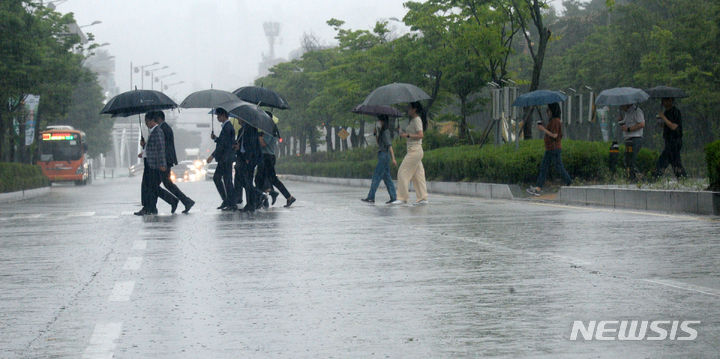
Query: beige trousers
397 146 427 202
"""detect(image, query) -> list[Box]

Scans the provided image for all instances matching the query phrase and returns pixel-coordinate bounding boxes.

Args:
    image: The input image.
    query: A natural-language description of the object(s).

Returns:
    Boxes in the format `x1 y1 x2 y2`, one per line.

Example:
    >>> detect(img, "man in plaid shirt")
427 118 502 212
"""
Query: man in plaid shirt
134 114 167 216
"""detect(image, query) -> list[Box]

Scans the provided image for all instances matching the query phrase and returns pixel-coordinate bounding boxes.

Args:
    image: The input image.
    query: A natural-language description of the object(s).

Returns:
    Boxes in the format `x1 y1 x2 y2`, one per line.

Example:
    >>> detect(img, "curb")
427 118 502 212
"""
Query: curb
0 186 51 204
559 186 720 216
280 175 514 200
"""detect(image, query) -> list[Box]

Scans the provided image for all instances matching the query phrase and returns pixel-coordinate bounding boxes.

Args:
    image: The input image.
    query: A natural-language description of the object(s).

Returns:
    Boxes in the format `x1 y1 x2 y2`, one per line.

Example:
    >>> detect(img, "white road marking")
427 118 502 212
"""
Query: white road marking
642 278 720 297
82 322 122 359
528 201 719 222
132 240 147 250
122 257 143 271
108 281 135 302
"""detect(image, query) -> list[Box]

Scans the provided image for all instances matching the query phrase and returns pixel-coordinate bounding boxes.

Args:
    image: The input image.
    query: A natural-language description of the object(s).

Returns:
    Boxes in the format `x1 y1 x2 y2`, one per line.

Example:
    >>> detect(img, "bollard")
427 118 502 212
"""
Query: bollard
609 141 620 174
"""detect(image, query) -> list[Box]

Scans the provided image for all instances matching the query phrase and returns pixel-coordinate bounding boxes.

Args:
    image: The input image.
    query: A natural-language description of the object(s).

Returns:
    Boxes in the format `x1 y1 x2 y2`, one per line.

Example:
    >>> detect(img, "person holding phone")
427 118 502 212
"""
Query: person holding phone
361 115 398 204
527 102 572 196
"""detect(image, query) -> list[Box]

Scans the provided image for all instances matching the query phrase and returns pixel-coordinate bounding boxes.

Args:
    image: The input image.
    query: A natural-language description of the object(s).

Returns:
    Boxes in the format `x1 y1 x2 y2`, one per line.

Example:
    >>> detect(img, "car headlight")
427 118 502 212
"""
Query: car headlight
76 166 85 174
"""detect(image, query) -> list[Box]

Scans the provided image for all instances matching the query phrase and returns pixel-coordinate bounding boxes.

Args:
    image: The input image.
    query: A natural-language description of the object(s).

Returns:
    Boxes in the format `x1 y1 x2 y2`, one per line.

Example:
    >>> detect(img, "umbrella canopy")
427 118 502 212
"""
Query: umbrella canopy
512 90 568 107
352 104 404 117
180 89 240 109
361 83 431 106
233 86 290 109
644 86 688 99
101 89 177 117
595 87 649 106
216 101 275 134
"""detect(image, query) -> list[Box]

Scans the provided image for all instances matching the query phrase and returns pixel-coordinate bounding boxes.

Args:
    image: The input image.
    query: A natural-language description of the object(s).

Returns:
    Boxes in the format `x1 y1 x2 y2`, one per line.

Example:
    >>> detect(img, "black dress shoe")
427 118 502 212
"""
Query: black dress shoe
217 203 227 210
182 199 195 214
270 191 279 205
262 195 270 209
133 208 148 216
222 205 238 211
241 206 255 213
170 199 179 214
284 196 296 208
361 198 375 203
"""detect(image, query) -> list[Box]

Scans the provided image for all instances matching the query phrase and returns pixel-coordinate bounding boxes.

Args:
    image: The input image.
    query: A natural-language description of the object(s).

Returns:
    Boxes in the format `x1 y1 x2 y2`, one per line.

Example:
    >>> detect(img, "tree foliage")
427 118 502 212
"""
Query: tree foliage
0 0 111 162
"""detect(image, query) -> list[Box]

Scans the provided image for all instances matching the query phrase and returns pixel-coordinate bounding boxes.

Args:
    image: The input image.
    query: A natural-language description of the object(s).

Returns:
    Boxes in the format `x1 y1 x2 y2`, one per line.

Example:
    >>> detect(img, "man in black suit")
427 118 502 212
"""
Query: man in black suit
153 111 195 213
234 122 264 212
134 114 168 216
206 108 238 211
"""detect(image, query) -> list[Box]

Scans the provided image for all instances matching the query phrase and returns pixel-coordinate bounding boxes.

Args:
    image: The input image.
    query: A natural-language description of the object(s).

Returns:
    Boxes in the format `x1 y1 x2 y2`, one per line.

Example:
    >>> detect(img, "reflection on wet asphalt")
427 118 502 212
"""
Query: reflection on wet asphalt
0 177 718 358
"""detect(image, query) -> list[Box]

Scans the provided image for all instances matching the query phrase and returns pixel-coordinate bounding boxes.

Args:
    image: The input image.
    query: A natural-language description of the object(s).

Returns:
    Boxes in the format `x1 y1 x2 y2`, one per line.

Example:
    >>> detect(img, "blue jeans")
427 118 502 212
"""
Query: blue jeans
367 151 396 201
535 149 572 188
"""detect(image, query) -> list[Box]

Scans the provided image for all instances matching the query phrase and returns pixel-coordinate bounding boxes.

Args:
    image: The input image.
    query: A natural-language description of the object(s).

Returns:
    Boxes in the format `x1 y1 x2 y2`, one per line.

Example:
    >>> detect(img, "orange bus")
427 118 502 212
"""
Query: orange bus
37 126 91 185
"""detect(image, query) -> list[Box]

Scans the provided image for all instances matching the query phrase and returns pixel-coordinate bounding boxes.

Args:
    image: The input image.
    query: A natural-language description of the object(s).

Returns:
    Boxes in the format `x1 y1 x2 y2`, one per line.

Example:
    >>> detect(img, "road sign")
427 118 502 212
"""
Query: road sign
338 128 350 140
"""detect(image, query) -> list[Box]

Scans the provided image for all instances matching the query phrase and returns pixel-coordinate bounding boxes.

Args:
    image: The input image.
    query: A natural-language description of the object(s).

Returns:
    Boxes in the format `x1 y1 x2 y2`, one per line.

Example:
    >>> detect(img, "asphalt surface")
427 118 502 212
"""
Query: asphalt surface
0 176 718 358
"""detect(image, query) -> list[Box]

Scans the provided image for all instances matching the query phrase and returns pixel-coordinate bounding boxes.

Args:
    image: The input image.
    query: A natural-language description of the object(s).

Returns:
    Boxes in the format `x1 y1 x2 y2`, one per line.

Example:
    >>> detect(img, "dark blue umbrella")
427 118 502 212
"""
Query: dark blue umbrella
512 90 568 107
595 87 649 106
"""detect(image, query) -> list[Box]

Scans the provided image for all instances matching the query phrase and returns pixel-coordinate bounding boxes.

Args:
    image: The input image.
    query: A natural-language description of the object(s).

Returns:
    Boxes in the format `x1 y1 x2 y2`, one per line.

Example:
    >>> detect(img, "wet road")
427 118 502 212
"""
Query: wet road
0 176 718 358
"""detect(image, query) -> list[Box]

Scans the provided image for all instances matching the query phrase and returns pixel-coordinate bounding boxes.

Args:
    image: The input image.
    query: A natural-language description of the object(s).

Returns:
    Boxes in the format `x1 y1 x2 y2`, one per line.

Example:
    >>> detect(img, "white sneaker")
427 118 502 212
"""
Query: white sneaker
415 199 428 205
388 200 405 205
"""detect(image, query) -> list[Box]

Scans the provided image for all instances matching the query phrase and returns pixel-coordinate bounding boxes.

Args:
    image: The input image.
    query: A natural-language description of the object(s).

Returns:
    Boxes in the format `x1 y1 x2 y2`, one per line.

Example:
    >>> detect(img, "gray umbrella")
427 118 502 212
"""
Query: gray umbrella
361 83 431 106
213 100 275 134
595 87 650 106
644 86 688 99
180 89 239 109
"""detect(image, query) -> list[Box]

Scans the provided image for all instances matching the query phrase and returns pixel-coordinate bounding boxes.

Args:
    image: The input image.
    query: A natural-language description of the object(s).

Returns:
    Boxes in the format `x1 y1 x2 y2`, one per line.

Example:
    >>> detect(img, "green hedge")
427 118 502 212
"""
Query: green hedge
0 162 49 193
277 140 659 185
706 140 720 191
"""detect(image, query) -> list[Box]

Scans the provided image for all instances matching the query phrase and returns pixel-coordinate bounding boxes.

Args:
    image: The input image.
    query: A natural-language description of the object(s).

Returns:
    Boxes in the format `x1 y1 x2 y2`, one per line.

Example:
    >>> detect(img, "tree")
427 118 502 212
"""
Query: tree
512 0 553 138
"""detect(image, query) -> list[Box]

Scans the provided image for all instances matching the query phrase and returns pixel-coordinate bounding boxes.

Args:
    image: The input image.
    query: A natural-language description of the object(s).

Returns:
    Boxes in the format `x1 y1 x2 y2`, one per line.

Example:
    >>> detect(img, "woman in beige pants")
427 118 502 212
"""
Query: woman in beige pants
397 101 428 204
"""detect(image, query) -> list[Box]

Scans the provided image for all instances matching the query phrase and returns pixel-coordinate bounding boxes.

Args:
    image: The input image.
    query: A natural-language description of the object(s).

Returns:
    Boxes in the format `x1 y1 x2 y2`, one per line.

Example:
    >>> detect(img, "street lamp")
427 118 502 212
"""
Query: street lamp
80 21 102 28
133 62 159 89
147 66 169 90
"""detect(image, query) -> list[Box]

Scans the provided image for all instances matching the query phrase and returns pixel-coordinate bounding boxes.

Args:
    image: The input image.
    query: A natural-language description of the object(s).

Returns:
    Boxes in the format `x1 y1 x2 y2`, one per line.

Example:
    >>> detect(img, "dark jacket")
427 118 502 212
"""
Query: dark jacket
212 120 236 163
159 121 178 167
145 125 166 170
236 125 262 164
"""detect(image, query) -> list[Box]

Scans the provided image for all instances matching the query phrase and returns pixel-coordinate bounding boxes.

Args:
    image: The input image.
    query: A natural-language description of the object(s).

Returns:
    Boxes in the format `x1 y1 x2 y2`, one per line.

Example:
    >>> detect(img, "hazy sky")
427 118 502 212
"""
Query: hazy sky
58 0 567 100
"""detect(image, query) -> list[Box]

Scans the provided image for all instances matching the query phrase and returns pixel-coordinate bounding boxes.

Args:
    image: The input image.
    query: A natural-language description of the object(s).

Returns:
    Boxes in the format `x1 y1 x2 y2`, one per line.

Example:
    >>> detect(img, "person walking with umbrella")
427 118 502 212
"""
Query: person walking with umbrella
234 117 264 212
361 115 398 204
653 97 687 179
206 108 238 211
153 111 195 213
396 102 428 205
256 114 297 208
527 103 572 196
134 114 168 216
619 103 646 181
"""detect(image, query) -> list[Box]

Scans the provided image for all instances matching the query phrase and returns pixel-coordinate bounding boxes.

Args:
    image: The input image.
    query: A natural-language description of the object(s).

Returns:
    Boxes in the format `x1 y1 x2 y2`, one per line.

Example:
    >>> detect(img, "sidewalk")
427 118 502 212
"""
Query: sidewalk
0 187 50 204
280 174 720 216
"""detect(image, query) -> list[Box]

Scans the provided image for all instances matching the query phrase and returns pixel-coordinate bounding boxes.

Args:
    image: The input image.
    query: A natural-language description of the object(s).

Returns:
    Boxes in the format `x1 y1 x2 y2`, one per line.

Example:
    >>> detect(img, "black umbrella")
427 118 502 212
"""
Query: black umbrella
351 104 404 117
361 83 431 106
233 86 290 109
644 86 688 99
101 89 177 117
216 101 275 134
